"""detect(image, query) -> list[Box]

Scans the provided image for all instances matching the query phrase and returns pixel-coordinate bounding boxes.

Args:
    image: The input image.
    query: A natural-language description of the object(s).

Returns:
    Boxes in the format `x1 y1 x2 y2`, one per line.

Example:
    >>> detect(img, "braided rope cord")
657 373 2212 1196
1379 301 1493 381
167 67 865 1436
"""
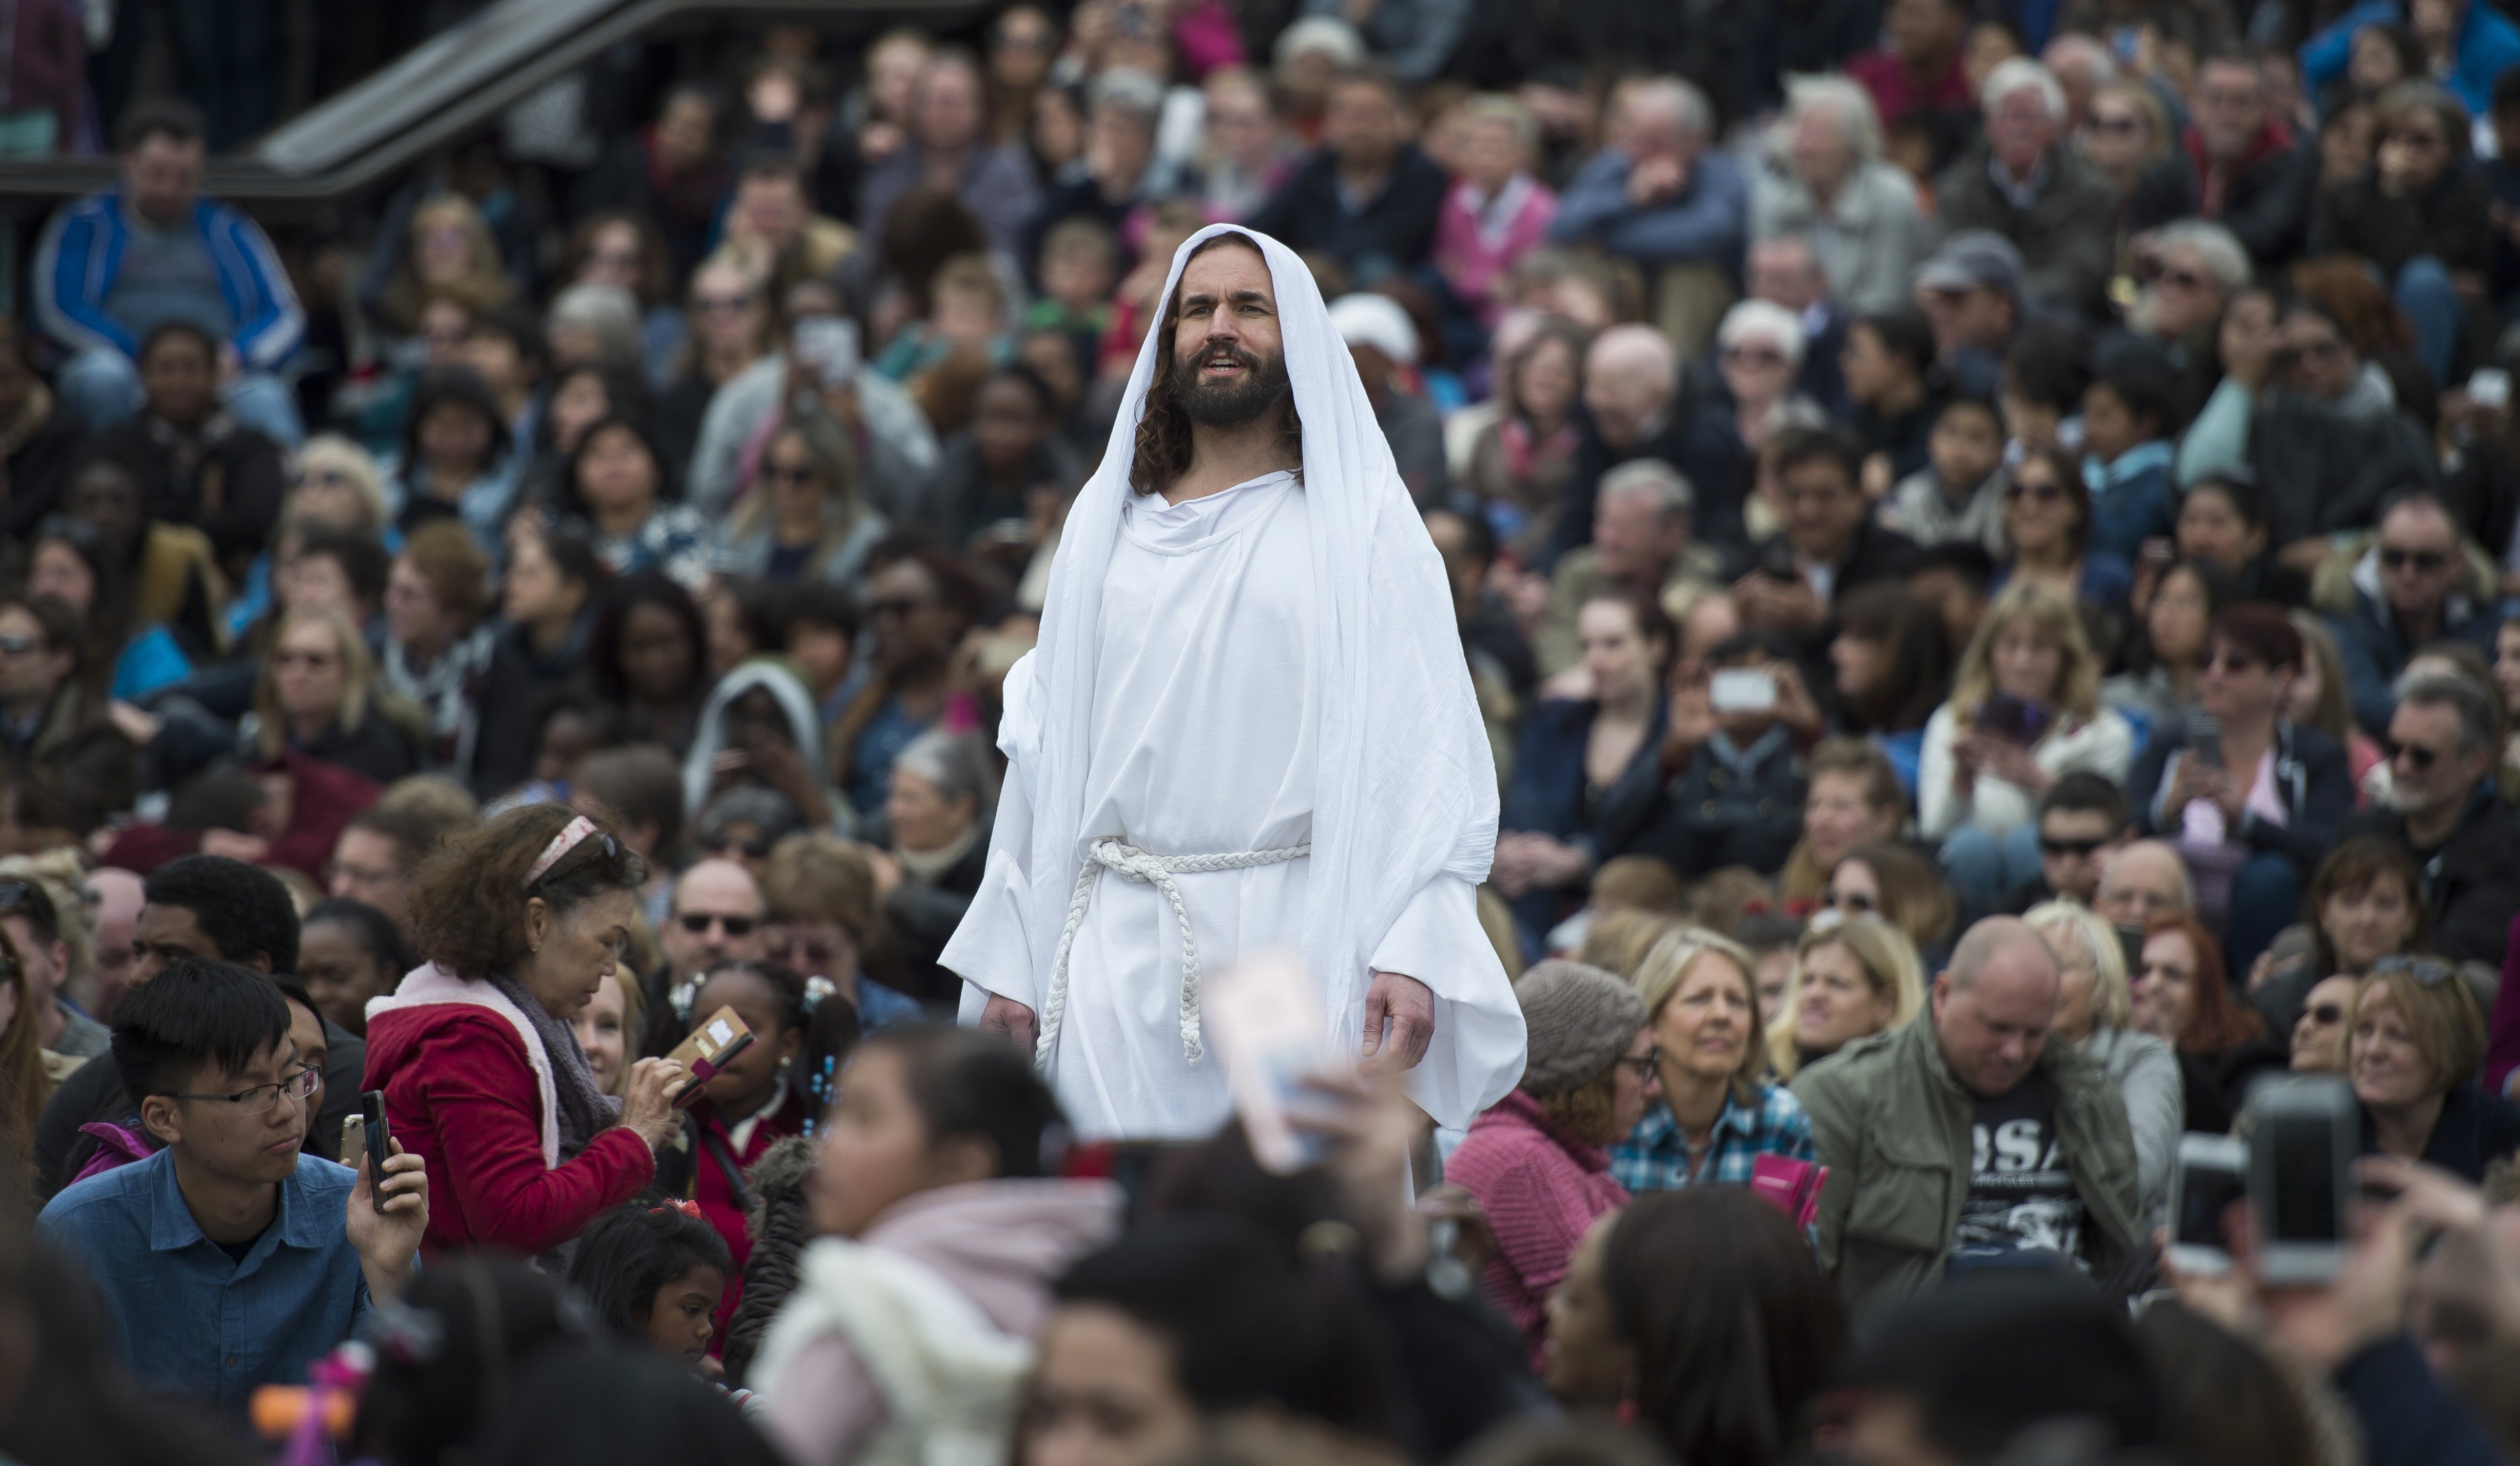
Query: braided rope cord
1032 836 1312 1072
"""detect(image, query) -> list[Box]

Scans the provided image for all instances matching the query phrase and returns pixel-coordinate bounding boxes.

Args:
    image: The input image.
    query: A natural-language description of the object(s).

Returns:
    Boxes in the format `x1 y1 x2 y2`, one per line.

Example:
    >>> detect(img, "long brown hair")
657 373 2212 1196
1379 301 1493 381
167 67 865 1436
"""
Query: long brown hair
0 922 38 1176
1128 233 1303 495
2143 914 2264 1056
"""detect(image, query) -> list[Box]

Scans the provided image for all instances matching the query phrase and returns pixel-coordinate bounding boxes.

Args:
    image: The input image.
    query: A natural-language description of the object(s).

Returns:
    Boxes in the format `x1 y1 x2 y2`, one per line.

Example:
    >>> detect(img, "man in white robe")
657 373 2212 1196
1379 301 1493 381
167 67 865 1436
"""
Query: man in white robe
943 225 1527 1141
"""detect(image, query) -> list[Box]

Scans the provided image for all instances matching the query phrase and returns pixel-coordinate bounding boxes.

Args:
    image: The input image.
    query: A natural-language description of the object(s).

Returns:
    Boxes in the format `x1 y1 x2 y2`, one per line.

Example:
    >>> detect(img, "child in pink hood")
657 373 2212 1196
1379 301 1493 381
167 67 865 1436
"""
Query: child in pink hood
749 1027 1121 1464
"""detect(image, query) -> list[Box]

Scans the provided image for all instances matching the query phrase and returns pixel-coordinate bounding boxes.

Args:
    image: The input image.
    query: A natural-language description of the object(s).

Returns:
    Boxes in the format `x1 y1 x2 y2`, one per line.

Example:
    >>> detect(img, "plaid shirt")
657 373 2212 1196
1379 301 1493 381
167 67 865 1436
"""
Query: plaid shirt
1610 1082 1816 1193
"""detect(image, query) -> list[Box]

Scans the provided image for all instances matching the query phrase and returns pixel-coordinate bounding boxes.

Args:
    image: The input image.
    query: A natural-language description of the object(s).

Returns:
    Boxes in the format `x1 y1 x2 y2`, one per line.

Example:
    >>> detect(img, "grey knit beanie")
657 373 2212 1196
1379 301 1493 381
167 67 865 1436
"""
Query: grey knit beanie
1514 959 1648 1096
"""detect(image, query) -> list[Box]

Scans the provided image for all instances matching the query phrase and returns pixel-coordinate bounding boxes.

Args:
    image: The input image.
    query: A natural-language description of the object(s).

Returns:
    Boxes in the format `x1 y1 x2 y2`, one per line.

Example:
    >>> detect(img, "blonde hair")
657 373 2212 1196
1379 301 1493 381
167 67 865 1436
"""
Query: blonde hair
254 607 377 759
2024 899 2130 1031
285 435 391 535
382 195 515 327
1763 914 1927 1078
1576 908 1686 980
1634 926 1767 1103
1460 91 1538 155
1950 580 2103 725
2353 965 2485 1098
0 849 94 1001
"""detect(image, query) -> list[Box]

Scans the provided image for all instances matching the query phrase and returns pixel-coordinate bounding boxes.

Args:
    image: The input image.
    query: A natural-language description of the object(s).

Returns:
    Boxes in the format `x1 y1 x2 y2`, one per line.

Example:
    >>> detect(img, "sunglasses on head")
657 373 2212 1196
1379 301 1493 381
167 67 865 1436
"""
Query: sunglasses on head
2370 954 2458 986
2379 547 2449 573
677 912 758 937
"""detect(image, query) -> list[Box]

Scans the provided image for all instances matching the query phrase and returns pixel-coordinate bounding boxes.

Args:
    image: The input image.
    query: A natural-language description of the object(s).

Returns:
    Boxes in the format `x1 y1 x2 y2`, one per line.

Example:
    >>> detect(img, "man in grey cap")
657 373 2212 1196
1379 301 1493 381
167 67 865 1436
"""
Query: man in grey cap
1913 230 2023 384
1932 58 2117 318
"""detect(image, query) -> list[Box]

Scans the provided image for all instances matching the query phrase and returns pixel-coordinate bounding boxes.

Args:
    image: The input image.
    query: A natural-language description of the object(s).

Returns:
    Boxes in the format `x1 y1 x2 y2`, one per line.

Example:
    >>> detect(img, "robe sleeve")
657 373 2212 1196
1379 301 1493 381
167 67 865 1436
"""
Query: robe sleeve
1368 873 1528 1129
946 668 1044 1017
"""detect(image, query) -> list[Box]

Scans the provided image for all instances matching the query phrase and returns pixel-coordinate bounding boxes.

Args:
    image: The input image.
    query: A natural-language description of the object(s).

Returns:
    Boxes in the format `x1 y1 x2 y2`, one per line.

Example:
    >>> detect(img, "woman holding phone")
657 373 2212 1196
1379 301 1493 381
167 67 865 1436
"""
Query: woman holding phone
1918 581 2135 917
2123 605 2351 977
365 805 692 1260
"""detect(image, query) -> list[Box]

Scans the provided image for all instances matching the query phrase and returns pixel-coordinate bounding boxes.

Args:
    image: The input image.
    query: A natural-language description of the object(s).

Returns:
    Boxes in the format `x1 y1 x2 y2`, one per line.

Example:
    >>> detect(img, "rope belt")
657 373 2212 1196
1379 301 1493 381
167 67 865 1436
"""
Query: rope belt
1034 835 1311 1071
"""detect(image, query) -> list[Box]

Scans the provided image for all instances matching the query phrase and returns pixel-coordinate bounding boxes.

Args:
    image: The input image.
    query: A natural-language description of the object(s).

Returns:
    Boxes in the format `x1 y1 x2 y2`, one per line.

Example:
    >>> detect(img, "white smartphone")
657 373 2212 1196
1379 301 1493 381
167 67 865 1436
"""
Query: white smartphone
2471 367 2511 410
792 316 860 388
1205 950 1340 1174
2168 1132 2246 1277
1710 667 1778 713
2246 1075 2358 1285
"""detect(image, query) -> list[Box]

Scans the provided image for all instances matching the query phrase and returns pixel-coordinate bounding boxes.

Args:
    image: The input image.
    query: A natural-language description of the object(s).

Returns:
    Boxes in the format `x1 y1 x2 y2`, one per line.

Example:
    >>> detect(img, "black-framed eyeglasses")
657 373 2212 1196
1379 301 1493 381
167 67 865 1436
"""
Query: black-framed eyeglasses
166 1063 321 1114
2379 547 2449 573
1615 1048 1662 1079
2387 740 2443 771
2040 836 2108 858
1824 889 1876 912
678 912 759 937
2371 955 2458 986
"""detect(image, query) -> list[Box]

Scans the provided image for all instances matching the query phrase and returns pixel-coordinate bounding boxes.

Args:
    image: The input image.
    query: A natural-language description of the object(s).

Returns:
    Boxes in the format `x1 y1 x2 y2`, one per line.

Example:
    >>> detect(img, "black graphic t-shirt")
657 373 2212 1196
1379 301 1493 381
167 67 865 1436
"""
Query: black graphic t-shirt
1951 1080 2086 1268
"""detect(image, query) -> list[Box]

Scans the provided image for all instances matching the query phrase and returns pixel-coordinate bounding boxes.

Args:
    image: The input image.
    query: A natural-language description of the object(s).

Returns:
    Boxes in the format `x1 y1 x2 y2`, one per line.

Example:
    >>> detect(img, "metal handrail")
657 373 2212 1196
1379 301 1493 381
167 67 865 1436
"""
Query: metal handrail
0 0 974 203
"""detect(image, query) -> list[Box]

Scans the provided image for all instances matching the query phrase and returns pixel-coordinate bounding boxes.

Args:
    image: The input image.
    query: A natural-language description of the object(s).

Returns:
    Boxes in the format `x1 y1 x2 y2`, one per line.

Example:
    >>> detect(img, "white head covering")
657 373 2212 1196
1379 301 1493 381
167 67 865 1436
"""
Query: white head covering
996 224 1522 1123
1328 292 1421 367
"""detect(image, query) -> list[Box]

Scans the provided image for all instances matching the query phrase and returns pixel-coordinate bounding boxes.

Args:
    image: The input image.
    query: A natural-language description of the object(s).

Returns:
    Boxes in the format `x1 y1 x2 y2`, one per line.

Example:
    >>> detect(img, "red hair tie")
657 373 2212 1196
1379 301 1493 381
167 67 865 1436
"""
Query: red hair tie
649 1198 706 1221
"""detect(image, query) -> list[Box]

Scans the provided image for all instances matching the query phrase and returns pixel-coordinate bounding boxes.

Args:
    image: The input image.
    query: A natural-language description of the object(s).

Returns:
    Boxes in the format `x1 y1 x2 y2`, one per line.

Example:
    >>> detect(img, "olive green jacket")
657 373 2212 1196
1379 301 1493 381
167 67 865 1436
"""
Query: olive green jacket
1791 1014 2142 1318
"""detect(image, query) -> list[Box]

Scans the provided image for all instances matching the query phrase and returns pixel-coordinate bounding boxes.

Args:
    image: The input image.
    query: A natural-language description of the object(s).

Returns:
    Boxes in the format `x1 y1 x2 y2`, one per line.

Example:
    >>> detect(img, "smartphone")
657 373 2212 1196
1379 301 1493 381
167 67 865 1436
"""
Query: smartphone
2169 1133 2247 1277
2185 712 2223 769
2471 367 2511 410
667 1006 757 1109
1975 693 2050 746
339 1112 366 1171
360 1090 391 1210
2246 1076 2358 1285
1710 667 1779 713
1205 950 1340 1174
1757 541 1800 583
791 316 860 389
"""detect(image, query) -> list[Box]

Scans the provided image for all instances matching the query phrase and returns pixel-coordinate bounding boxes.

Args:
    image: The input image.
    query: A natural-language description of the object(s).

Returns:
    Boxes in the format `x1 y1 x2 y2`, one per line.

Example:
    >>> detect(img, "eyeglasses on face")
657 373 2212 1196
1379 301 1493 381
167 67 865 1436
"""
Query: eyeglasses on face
2303 1002 2347 1027
1824 889 1876 912
2386 739 2445 771
2005 479 2065 504
2370 954 2457 986
2039 836 2108 858
678 912 759 937
2378 547 2449 573
1614 1048 1662 1078
167 1063 321 1114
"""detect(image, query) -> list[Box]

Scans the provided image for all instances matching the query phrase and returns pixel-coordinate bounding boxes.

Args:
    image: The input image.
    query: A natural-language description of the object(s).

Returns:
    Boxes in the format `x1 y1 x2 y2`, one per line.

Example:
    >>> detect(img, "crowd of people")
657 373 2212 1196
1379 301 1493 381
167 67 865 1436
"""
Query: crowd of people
9 0 2520 1462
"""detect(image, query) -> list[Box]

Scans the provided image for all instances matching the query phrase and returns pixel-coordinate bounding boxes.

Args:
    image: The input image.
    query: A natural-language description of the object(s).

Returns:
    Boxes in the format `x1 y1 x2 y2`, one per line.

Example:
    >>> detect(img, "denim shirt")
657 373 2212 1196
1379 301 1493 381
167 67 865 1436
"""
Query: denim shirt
37 1148 373 1416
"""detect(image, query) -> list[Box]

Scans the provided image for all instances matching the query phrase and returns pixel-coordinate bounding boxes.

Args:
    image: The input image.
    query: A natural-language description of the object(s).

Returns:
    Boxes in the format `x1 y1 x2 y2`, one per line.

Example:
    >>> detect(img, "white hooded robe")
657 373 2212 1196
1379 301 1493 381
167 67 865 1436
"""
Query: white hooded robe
944 226 1526 1141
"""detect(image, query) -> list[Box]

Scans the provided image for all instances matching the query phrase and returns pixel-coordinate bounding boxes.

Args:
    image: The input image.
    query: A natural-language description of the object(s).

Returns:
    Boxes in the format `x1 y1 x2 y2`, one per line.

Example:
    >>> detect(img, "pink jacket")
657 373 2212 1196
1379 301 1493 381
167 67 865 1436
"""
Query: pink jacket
759 1178 1123 1463
1443 1088 1627 1371
1434 176 1558 326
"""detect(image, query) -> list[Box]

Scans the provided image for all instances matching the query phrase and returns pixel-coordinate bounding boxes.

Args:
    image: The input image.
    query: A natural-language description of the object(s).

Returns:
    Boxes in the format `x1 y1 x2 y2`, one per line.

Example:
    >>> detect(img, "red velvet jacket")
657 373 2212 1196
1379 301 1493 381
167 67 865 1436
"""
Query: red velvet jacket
364 1005 654 1256
684 1087 809 1349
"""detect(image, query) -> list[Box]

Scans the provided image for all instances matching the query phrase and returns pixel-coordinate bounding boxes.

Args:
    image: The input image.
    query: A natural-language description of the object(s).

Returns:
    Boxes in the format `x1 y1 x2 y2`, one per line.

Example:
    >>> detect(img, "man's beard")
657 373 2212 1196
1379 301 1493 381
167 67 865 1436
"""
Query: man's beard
1167 341 1291 428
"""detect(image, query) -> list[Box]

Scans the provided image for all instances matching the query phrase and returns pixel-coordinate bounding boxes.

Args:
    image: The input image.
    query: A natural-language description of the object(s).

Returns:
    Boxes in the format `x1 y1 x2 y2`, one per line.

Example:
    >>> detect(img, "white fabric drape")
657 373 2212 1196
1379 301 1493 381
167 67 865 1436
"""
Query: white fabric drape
943 224 1526 1132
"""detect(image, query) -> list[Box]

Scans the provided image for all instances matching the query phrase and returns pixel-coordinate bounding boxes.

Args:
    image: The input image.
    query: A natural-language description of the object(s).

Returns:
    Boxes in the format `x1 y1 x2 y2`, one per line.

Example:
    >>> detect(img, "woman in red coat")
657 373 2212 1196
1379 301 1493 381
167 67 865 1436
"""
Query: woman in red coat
365 804 690 1262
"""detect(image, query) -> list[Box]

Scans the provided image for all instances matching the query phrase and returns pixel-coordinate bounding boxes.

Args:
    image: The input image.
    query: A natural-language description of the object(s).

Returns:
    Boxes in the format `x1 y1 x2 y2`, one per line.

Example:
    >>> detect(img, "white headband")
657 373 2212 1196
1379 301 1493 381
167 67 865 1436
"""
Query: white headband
525 815 600 888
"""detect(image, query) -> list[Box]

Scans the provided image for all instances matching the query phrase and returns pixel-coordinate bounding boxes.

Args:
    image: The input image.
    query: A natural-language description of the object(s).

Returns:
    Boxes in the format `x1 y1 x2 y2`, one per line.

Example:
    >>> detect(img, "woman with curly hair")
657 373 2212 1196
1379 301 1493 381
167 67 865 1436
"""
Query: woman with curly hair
364 804 692 1261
